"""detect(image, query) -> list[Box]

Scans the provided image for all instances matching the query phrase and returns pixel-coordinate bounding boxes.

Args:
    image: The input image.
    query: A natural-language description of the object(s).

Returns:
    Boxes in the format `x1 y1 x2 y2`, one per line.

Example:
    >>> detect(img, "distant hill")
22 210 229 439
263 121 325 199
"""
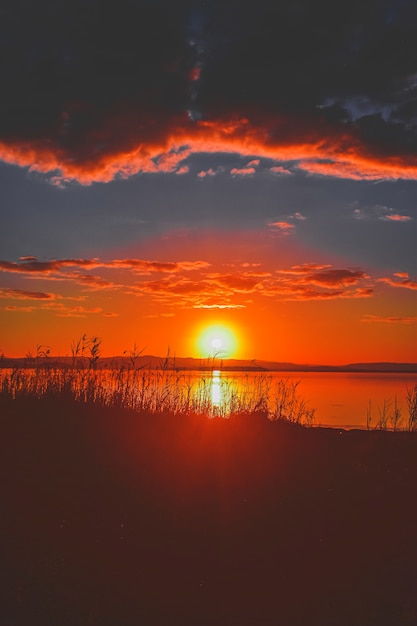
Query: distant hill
1 355 417 373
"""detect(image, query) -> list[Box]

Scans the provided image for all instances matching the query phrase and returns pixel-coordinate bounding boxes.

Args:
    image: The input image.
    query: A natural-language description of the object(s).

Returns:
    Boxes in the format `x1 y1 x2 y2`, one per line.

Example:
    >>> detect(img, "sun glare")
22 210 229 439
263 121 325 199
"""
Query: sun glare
211 337 223 351
196 324 238 358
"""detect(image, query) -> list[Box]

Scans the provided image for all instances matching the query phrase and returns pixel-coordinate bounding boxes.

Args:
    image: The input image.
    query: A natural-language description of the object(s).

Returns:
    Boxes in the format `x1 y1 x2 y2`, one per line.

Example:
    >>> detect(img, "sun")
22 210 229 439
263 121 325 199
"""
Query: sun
211 337 223 351
196 324 238 358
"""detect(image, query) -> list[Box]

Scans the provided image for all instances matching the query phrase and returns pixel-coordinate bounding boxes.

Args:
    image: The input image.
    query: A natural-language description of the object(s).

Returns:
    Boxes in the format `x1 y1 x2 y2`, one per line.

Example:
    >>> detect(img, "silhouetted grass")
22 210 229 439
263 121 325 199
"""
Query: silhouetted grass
0 365 315 425
1 390 417 626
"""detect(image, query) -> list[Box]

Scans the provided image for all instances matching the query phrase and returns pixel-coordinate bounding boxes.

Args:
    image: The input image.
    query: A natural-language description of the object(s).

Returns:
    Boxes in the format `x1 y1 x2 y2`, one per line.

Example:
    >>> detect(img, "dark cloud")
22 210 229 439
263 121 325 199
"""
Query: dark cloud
0 0 416 183
0 257 209 275
304 269 367 287
0 288 58 300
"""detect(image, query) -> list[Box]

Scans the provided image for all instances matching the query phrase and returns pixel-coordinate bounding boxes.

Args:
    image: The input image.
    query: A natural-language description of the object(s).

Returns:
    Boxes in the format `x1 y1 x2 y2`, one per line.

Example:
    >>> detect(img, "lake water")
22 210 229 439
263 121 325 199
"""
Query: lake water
195 370 417 429
2 367 416 429
265 371 416 429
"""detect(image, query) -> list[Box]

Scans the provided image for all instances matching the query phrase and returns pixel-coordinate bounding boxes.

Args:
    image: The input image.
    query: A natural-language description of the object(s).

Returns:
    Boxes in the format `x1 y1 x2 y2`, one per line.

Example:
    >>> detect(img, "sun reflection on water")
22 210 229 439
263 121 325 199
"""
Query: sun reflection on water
211 370 222 408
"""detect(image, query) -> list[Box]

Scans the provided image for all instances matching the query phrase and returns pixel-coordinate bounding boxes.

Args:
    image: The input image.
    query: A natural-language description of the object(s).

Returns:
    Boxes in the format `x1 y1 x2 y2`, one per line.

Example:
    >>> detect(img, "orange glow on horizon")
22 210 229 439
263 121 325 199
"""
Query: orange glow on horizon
0 230 415 364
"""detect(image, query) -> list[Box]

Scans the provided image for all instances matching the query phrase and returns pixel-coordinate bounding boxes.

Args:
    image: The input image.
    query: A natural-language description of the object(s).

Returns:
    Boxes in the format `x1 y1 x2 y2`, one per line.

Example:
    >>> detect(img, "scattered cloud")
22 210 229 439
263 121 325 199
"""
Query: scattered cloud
0 288 60 300
384 214 412 222
1 302 105 317
269 221 295 233
378 274 417 290
362 315 417 324
353 204 413 222
269 212 306 234
230 167 256 176
197 168 216 178
0 257 210 277
4 305 36 313
280 263 333 275
192 303 246 309
270 166 292 175
292 212 307 221
303 269 368 287
0 251 413 314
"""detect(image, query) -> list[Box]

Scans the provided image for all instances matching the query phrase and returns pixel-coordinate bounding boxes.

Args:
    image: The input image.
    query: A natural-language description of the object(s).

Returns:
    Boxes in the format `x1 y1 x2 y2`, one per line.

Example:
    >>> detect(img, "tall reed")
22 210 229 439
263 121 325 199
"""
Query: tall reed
0 366 315 425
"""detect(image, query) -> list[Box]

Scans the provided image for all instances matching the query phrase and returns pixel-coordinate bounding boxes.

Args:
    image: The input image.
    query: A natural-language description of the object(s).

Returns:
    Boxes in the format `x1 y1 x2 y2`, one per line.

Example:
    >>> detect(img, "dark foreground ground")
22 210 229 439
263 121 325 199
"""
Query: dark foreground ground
1 396 417 626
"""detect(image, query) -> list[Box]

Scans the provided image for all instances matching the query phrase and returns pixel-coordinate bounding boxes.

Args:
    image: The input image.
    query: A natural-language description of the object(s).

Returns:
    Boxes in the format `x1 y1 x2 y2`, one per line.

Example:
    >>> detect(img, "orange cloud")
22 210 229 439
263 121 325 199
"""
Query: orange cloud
197 168 216 177
362 315 417 324
2 302 104 317
0 288 59 300
269 221 295 232
2 108 417 184
1 252 410 314
230 167 256 176
280 263 333 274
0 257 210 276
378 274 417 290
4 305 36 312
131 264 375 306
384 214 412 222
192 303 246 309
270 165 292 175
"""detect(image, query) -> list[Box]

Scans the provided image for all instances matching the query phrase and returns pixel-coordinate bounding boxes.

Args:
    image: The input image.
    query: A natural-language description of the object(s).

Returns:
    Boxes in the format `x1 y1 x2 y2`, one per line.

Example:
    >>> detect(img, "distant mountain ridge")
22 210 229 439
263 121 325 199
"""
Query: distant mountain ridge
1 355 417 373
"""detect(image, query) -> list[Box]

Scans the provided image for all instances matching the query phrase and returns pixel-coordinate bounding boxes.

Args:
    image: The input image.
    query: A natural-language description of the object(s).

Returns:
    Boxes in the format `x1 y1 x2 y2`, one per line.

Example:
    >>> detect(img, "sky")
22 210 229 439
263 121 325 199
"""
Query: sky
0 0 416 363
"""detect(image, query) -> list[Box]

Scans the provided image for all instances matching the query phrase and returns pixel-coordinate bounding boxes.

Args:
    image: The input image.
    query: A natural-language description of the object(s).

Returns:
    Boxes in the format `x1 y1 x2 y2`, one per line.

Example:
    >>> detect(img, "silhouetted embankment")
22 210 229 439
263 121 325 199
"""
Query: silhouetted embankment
1 395 417 625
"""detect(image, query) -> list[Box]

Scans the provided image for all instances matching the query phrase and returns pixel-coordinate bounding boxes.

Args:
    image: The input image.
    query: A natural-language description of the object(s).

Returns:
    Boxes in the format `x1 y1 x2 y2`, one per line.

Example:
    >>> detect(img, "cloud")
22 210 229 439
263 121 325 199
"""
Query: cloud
378 274 417 290
0 250 411 312
303 269 367 287
55 306 103 318
353 204 413 222
2 109 417 185
132 263 375 306
0 288 59 300
269 221 295 233
0 1 416 184
384 214 412 222
270 166 292 175
4 305 36 313
0 257 210 276
280 263 333 275
1 302 105 317
192 303 246 309
206 272 262 292
292 212 306 221
230 167 256 176
269 212 306 234
197 168 216 177
362 315 417 324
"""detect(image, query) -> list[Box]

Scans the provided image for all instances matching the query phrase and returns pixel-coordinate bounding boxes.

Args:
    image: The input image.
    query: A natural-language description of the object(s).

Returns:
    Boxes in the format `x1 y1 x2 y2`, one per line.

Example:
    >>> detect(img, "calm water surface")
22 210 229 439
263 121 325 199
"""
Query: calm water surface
202 371 417 429
277 371 416 428
3 367 416 429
